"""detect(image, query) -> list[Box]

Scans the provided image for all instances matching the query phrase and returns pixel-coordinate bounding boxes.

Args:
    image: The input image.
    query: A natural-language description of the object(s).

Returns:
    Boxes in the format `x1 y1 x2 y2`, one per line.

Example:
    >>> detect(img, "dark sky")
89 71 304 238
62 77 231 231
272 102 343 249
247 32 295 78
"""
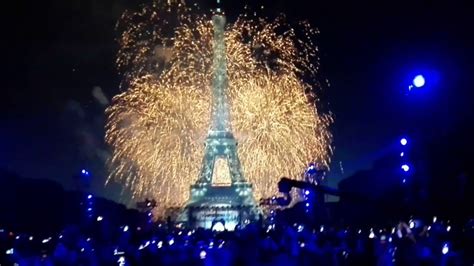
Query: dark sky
2 0 473 201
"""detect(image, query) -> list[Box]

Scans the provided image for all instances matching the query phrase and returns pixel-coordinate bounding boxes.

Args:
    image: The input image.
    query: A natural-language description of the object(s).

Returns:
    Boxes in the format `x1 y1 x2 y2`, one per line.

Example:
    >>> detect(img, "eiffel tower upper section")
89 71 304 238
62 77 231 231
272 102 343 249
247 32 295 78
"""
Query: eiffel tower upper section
192 12 250 187
208 13 231 137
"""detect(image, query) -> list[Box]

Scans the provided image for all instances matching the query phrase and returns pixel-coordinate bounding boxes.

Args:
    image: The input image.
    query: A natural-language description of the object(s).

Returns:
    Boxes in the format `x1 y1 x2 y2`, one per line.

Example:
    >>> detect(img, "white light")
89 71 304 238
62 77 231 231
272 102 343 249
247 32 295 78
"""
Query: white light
320 225 324 232
169 238 174 246
157 241 163 248
305 203 310 207
87 238 91 242
219 241 225 248
446 226 451 232
400 152 404 157
389 237 393 242
300 242 305 248
200 250 207 259
29 236 33 241
433 216 437 223
42 237 52 244
139 241 150 250
187 231 192 236
369 231 375 239
123 226 129 232
401 164 410 172
15 236 20 240
304 190 310 195
114 248 124 255
6 248 14 255
400 138 408 146
96 216 103 221
442 244 449 255
118 256 126 266
212 222 225 232
413 75 425 88
409 220 415 229
297 225 304 232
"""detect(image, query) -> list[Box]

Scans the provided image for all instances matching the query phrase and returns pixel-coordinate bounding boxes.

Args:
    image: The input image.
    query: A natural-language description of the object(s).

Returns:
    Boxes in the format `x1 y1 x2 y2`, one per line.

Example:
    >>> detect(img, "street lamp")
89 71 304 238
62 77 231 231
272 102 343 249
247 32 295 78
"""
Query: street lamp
408 74 425 92
401 164 410 172
400 138 408 146
413 75 425 88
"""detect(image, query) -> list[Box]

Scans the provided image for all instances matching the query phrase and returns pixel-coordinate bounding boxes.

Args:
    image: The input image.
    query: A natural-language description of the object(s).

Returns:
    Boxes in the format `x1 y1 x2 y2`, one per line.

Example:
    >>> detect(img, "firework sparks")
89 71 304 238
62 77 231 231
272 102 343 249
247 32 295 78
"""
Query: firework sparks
106 1 333 216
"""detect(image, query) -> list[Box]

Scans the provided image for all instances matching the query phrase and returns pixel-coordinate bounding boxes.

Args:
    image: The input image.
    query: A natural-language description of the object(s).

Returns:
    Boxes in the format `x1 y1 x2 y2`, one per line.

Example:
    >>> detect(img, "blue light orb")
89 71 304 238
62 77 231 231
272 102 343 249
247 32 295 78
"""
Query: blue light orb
413 75 425 88
401 164 410 172
400 138 408 146
87 194 93 199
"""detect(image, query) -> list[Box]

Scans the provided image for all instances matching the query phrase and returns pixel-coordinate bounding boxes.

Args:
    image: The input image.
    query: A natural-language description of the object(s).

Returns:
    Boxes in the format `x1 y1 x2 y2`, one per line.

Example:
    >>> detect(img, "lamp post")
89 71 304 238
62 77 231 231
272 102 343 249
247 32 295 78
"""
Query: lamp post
408 74 425 92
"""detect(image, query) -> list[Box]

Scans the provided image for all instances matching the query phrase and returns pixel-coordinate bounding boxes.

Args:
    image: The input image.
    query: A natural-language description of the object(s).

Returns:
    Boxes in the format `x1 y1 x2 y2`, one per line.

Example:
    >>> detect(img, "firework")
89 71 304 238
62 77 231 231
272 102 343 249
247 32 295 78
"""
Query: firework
106 1 333 215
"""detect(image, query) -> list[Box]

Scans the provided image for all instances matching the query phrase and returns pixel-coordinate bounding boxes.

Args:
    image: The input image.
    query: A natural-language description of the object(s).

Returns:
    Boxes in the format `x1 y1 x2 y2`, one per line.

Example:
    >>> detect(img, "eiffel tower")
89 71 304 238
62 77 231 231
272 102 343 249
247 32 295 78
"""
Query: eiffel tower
181 9 260 230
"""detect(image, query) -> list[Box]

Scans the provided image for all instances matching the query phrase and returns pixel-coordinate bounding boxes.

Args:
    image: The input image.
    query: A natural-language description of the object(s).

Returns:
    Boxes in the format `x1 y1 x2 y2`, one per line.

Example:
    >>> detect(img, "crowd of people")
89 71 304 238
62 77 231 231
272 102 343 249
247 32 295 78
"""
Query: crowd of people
1 215 473 266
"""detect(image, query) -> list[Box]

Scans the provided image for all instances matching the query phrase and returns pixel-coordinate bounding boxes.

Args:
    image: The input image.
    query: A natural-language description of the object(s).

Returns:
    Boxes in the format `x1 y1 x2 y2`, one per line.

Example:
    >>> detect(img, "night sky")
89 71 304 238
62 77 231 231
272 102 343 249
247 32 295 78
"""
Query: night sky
2 0 473 202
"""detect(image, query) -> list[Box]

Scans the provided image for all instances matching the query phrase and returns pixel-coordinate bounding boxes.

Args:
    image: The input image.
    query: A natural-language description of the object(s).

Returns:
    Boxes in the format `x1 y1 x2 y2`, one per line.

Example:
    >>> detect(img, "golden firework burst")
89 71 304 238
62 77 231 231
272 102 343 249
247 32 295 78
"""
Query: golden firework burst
106 0 333 216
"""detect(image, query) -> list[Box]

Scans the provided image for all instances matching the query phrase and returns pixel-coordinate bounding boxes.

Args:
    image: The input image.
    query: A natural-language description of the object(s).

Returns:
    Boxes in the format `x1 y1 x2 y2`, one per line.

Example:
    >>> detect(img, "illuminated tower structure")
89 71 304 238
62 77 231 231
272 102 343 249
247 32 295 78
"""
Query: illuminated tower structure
181 10 260 230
